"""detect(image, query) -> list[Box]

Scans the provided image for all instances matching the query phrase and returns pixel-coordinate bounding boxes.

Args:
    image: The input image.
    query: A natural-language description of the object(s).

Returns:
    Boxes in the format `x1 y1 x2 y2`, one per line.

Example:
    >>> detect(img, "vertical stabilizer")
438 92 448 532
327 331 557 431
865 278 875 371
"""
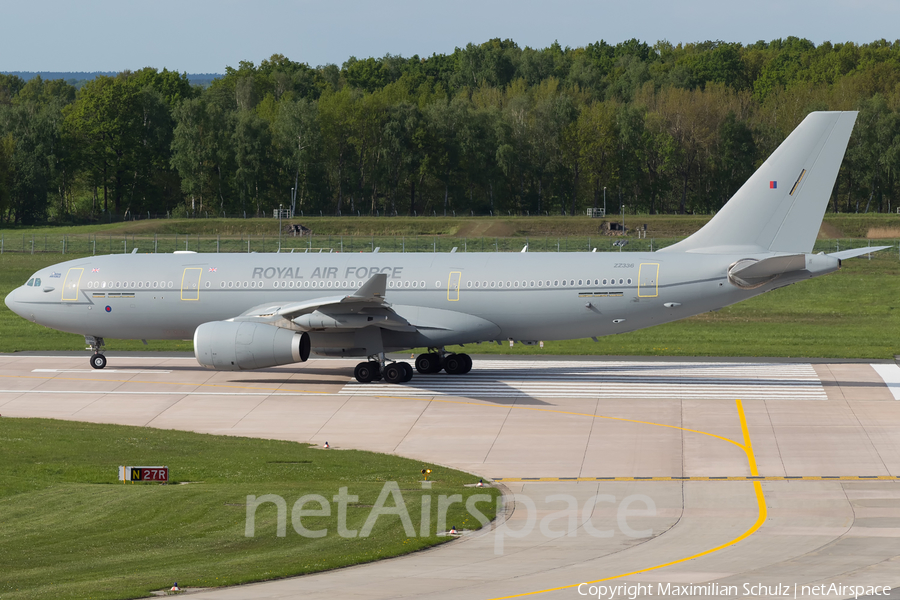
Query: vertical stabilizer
660 111 857 254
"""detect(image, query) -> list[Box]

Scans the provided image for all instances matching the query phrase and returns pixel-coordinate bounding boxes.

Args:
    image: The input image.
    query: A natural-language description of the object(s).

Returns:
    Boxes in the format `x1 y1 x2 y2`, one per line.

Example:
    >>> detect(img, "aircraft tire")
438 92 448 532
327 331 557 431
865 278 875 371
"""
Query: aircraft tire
354 362 377 383
459 353 472 374
415 353 441 374
400 362 414 382
90 353 107 370
370 361 384 381
443 353 464 375
383 363 406 384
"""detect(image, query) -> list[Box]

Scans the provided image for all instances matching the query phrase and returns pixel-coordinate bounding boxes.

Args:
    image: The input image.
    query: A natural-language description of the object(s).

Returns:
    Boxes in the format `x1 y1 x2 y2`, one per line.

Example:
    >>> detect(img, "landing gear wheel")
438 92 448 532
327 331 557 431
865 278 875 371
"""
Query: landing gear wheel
383 363 407 384
459 353 472 374
90 353 107 370
400 362 414 382
443 353 465 375
354 361 378 383
415 353 442 374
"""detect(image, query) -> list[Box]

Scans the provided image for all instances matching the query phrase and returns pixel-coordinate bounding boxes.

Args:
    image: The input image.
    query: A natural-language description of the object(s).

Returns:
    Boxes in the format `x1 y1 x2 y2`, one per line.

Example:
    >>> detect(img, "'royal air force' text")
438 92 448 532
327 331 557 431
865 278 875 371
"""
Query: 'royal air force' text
251 266 403 281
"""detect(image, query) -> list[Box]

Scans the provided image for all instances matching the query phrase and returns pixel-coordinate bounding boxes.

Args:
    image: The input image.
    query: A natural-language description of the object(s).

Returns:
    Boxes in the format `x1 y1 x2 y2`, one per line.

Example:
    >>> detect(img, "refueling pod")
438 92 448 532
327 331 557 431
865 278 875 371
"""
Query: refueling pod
194 321 310 371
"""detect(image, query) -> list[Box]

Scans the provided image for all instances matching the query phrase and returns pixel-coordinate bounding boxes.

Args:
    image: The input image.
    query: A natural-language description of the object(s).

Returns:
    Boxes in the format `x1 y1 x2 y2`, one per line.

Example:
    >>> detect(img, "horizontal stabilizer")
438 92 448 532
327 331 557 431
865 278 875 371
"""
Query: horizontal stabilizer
827 246 892 260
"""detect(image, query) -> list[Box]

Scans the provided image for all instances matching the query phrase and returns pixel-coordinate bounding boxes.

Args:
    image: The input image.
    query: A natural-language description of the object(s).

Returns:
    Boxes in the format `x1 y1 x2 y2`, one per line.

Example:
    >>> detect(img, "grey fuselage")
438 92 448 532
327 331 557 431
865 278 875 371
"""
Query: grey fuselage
5 250 839 354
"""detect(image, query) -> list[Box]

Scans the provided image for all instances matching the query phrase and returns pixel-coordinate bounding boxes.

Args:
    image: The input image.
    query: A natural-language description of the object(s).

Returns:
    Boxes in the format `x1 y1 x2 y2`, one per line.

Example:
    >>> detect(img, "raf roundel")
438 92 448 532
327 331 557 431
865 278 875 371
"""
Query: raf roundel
104 305 112 313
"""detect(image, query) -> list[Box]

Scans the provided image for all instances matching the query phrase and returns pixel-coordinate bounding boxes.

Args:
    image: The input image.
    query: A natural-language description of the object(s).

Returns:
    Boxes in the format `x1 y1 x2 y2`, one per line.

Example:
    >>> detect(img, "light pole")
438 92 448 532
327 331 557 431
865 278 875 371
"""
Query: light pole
603 187 606 217
278 203 282 252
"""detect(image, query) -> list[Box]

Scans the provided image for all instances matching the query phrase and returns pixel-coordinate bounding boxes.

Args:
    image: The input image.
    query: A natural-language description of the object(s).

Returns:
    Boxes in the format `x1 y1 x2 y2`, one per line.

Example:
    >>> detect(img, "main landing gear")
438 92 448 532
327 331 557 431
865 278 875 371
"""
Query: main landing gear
86 336 107 370
415 350 472 375
352 348 472 384
353 357 413 384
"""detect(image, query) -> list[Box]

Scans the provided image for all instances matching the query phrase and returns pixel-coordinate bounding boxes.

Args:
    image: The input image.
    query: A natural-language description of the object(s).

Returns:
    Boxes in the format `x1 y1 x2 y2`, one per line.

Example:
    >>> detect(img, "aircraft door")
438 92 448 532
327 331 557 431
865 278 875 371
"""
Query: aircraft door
61 268 84 301
638 263 659 298
181 268 202 301
447 271 461 301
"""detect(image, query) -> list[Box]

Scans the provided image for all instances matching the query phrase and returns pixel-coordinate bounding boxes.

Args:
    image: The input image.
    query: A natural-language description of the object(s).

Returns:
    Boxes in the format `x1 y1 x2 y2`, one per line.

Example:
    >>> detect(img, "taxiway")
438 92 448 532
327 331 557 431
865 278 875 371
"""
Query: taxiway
1 353 898 599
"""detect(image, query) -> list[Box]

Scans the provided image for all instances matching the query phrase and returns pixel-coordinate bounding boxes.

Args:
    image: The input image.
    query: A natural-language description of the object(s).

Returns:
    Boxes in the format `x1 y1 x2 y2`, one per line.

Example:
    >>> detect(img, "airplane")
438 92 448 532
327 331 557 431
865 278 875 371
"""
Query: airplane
4 111 891 384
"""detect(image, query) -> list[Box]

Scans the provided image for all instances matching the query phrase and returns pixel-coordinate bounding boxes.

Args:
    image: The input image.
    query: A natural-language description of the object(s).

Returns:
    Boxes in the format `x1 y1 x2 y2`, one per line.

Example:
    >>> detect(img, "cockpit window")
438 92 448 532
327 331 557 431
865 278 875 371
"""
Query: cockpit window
26 278 34 286
34 278 41 287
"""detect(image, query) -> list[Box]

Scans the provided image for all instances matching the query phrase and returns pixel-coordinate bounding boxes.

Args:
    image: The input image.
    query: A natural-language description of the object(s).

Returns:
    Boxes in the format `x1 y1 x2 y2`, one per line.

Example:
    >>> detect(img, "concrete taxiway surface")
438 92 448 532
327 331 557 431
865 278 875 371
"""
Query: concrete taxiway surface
1 353 899 599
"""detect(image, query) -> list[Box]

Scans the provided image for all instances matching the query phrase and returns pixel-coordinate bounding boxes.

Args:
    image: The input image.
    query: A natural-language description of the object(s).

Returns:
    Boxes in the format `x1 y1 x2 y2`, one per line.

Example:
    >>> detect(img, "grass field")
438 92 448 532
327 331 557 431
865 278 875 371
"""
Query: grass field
0 418 499 600
2 212 898 242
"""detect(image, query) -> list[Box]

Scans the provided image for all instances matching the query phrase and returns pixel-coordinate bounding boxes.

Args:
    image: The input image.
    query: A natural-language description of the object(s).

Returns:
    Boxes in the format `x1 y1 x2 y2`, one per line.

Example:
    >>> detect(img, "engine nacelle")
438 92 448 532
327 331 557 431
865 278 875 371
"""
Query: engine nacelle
194 321 310 371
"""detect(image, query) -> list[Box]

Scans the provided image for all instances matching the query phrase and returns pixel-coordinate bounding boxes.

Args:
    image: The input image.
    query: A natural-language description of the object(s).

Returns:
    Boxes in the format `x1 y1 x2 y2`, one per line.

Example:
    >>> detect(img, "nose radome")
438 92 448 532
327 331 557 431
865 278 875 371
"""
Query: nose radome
5 288 21 315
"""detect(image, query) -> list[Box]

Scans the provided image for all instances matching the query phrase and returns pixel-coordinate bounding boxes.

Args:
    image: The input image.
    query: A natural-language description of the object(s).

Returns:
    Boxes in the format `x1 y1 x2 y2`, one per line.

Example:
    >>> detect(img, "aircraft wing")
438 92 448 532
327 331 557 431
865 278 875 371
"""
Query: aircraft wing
231 273 417 332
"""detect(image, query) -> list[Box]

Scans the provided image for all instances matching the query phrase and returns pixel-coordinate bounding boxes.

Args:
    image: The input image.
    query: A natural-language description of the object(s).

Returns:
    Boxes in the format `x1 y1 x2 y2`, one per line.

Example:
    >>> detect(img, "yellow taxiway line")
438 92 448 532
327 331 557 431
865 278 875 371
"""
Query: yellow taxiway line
483 399 769 600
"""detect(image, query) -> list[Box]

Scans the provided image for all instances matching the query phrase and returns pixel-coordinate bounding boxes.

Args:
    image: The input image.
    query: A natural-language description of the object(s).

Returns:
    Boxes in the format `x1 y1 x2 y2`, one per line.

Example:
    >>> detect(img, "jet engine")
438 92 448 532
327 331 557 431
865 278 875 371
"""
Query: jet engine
194 321 310 371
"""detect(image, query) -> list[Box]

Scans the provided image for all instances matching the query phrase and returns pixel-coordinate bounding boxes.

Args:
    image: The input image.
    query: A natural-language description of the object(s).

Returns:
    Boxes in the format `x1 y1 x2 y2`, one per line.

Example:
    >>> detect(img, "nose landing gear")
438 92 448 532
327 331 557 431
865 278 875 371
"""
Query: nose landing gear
85 336 107 370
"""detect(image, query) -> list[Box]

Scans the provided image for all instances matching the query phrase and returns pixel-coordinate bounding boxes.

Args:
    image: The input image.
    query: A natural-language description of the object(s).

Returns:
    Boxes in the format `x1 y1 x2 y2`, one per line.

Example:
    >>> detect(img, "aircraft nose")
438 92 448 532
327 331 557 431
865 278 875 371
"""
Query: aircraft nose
4 288 22 316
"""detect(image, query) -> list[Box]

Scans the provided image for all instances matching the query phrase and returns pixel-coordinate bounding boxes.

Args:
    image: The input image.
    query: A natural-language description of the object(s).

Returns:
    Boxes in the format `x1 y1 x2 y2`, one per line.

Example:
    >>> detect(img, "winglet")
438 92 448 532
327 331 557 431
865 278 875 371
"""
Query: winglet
351 273 387 301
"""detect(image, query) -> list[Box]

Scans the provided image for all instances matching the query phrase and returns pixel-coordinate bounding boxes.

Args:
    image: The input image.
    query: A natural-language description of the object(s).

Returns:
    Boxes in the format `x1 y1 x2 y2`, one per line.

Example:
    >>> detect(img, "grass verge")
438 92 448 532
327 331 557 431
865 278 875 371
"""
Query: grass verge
0 418 499 600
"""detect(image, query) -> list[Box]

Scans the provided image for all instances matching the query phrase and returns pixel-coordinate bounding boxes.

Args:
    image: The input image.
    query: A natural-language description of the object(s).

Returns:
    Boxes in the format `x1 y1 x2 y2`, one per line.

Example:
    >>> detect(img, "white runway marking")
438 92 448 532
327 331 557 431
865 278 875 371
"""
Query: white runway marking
339 360 829 400
872 364 900 400
31 369 173 374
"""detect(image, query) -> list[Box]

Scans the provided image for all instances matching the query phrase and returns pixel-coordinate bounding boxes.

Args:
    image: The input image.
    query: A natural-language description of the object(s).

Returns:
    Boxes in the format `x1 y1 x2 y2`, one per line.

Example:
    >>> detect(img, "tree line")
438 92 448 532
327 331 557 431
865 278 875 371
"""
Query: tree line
2 37 900 225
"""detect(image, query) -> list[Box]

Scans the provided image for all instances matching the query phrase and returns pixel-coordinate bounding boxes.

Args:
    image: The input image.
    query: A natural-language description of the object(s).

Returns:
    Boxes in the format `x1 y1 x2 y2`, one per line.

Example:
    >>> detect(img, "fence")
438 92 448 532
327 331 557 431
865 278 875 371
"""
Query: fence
0 232 896 257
